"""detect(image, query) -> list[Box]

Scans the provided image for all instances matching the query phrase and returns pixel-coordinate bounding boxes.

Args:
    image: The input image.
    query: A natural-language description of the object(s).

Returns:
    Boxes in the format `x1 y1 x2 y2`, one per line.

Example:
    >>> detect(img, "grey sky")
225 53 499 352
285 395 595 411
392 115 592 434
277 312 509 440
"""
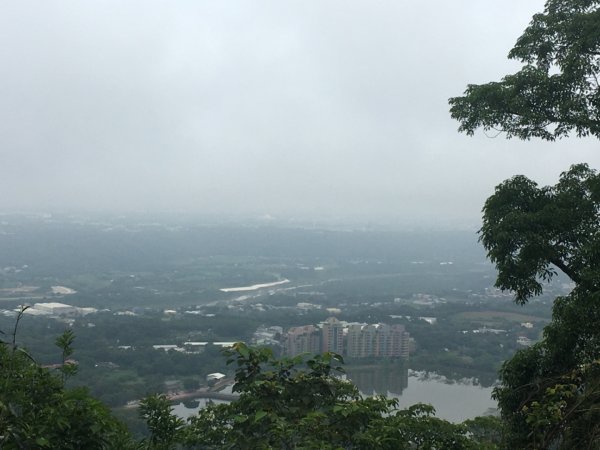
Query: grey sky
1 1 598 227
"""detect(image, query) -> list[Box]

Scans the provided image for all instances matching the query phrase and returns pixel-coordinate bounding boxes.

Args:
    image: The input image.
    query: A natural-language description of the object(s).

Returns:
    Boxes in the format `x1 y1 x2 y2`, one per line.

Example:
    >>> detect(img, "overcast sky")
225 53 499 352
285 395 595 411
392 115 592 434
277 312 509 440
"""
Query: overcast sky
1 1 598 228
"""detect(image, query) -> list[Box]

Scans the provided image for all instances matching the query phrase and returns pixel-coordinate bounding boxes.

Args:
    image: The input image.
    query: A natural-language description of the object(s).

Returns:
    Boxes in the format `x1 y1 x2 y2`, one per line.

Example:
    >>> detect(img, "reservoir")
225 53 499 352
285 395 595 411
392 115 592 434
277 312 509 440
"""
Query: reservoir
173 366 496 423
391 372 496 422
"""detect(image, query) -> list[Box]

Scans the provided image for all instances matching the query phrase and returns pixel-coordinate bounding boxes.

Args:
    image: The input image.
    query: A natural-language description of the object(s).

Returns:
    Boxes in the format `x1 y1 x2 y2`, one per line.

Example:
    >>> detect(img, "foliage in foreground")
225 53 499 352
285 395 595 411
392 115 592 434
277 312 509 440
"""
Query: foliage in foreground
2 323 501 449
140 343 496 449
0 311 135 449
475 164 600 448
450 0 600 446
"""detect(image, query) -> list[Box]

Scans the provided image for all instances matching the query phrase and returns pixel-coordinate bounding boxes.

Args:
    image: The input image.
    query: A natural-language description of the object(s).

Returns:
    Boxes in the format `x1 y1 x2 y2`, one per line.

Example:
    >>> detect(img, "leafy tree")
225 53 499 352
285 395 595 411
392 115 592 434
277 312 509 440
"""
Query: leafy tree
179 343 480 449
480 163 600 305
449 1 600 447
462 416 504 449
139 394 185 450
0 320 135 449
449 0 600 140
1 317 496 449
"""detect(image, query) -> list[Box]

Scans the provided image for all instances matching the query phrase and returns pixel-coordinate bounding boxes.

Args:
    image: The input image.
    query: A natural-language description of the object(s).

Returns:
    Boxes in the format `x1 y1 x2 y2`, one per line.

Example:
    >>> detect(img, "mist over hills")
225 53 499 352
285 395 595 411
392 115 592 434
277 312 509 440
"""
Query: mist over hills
0 215 486 277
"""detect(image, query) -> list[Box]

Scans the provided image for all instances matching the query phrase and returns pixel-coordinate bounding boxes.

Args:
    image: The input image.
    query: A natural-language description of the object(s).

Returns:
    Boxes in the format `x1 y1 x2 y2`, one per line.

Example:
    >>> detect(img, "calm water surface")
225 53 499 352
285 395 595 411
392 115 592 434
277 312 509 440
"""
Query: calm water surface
173 368 496 423
391 372 495 422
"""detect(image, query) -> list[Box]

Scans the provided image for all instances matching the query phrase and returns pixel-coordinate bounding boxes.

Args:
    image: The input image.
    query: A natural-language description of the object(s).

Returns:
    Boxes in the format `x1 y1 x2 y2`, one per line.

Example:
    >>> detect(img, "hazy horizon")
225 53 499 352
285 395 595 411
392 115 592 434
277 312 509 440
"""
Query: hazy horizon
2 1 599 228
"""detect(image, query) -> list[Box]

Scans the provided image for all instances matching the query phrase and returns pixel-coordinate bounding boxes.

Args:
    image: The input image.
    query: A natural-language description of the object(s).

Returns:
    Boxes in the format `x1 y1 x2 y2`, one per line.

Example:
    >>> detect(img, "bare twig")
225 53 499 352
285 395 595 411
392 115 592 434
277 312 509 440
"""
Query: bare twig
11 305 30 352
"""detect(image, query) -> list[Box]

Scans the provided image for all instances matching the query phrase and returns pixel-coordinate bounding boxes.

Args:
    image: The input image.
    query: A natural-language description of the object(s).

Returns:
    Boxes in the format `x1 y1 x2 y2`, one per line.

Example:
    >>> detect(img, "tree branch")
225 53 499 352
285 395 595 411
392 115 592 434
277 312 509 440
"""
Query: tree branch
550 258 581 284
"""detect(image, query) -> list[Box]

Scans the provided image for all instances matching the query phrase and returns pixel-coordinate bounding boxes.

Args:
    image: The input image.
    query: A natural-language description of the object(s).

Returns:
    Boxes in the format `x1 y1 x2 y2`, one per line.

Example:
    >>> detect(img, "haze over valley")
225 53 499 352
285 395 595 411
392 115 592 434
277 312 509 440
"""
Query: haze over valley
2 0 599 446
0 214 564 431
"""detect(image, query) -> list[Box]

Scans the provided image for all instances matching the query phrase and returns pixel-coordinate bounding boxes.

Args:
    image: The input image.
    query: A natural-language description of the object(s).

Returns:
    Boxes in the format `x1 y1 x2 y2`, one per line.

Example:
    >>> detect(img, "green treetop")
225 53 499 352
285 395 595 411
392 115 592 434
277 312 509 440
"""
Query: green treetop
449 0 600 141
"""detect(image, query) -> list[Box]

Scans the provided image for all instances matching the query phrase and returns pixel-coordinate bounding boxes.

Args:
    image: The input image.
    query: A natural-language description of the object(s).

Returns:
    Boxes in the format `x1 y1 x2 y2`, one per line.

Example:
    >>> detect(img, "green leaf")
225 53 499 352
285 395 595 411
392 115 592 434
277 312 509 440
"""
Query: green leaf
35 437 50 447
255 410 268 421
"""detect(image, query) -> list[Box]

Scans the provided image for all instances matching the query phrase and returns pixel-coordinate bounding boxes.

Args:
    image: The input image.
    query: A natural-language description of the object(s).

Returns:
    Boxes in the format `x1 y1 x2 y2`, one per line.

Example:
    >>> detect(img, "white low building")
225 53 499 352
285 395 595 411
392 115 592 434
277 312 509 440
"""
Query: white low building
517 336 533 347
152 345 184 352
21 302 97 318
206 372 226 382
33 302 78 316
